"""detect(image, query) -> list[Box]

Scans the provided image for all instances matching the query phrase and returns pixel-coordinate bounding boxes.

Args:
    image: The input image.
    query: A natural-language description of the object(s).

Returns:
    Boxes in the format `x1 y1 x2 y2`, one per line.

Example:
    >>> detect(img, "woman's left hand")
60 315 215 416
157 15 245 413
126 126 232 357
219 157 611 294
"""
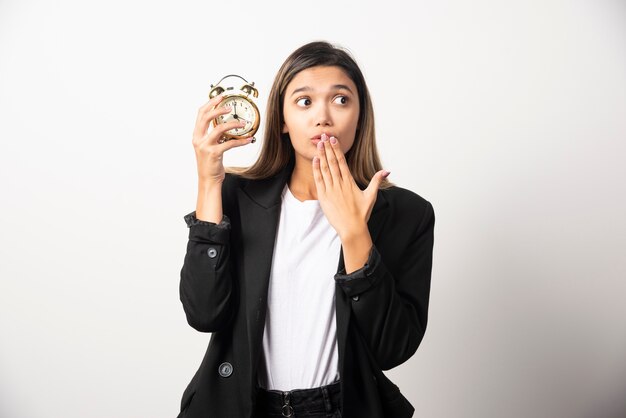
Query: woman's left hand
312 133 389 240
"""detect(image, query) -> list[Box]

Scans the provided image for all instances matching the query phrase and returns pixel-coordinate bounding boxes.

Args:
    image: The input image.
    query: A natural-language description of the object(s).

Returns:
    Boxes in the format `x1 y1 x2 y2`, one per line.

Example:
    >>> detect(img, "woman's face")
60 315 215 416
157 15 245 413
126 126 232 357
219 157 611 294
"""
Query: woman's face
282 65 360 163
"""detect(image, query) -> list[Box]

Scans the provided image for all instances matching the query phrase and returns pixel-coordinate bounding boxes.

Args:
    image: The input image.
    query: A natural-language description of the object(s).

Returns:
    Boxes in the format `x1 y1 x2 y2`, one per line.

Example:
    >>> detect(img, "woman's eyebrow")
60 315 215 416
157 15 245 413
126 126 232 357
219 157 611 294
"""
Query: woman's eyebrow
290 84 354 97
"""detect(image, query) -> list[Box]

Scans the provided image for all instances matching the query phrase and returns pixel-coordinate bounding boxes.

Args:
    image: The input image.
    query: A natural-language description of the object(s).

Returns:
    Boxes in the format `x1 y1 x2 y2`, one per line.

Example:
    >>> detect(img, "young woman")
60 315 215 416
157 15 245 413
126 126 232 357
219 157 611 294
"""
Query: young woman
178 41 435 418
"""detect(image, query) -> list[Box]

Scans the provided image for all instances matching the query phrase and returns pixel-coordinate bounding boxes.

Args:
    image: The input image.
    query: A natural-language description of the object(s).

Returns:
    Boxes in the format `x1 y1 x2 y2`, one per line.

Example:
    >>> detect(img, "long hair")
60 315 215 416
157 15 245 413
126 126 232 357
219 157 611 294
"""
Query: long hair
226 41 394 189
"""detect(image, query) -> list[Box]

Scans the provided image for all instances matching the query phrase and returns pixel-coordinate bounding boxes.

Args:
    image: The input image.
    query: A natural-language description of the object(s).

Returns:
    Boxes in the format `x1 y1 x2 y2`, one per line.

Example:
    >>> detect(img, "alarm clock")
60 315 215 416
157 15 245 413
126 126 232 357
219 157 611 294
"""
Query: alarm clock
209 74 260 142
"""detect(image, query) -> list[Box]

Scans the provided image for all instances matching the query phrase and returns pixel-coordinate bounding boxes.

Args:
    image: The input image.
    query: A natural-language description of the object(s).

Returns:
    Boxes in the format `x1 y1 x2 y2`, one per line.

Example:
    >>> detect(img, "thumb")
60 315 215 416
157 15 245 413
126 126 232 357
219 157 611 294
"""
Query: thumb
364 169 390 197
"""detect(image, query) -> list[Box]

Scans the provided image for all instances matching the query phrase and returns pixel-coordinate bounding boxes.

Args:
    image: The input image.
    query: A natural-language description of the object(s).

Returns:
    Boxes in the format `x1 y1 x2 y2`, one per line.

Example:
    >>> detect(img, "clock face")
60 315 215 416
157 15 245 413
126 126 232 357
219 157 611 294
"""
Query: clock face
216 96 259 137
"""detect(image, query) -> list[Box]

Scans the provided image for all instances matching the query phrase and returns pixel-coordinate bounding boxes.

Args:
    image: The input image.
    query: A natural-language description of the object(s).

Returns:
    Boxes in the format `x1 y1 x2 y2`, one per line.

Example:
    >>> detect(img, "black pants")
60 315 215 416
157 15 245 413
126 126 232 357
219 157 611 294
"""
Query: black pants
254 381 342 418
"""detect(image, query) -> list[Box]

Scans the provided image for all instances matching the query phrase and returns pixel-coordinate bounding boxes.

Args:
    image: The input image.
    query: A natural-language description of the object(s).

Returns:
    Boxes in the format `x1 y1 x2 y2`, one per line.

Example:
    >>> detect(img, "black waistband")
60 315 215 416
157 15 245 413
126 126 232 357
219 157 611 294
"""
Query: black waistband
256 381 341 416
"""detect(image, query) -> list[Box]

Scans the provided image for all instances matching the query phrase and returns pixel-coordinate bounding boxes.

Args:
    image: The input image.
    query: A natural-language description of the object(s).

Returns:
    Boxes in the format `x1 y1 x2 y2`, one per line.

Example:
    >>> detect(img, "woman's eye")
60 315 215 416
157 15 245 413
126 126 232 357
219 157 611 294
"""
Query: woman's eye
296 97 311 107
333 95 348 105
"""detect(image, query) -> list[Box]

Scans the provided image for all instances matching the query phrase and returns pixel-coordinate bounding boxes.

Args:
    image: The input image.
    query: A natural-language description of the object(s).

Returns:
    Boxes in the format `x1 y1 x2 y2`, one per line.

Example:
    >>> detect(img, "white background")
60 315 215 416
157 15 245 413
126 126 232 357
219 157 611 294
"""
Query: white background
1 0 625 417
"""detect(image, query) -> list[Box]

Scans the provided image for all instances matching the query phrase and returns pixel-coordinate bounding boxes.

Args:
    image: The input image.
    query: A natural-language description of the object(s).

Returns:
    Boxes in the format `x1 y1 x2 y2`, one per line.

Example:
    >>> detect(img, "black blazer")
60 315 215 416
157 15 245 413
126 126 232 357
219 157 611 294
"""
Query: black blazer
177 157 435 418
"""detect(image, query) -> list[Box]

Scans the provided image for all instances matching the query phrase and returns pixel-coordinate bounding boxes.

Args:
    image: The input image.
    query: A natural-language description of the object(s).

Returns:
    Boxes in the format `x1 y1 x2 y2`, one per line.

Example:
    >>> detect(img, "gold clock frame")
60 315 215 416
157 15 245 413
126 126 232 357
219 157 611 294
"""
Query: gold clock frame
209 74 260 141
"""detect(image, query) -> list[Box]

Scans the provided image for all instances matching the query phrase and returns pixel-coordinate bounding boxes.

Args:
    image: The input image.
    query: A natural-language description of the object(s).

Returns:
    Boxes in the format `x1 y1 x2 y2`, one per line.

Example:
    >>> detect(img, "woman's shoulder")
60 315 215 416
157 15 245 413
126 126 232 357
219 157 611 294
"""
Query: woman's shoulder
379 184 435 232
222 171 270 192
381 184 433 212
221 171 281 204
223 172 243 189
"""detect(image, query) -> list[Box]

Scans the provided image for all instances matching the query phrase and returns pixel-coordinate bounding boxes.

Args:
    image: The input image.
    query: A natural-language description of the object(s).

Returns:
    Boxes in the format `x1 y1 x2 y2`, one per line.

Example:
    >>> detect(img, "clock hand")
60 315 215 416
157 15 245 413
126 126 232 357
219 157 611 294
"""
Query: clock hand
234 115 250 124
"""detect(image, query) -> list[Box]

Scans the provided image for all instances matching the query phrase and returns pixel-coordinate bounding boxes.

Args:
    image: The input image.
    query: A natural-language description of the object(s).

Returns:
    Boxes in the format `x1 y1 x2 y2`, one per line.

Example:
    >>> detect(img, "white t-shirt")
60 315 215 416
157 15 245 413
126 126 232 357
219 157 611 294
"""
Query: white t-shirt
257 183 341 391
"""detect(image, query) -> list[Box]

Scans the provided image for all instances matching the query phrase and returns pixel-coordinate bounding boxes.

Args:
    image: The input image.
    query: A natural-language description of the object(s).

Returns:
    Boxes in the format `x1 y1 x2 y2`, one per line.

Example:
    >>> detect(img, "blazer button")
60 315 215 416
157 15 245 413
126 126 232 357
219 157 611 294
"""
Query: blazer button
218 362 233 377
352 295 360 301
207 247 218 258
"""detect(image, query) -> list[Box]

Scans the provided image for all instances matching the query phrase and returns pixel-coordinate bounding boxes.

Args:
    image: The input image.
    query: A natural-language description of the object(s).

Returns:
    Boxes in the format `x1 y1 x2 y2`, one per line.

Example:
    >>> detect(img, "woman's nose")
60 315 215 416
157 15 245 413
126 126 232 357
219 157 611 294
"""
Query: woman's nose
315 104 332 126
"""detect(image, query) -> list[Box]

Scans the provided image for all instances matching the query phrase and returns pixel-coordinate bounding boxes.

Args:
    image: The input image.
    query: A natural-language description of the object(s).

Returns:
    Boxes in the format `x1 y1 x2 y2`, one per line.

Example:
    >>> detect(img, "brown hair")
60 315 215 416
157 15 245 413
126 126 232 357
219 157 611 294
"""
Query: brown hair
226 41 394 189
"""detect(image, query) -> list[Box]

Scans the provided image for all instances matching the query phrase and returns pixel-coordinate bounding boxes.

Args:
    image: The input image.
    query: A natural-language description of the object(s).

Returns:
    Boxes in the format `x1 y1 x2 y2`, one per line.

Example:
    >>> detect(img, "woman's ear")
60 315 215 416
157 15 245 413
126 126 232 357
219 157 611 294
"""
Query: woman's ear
282 123 289 134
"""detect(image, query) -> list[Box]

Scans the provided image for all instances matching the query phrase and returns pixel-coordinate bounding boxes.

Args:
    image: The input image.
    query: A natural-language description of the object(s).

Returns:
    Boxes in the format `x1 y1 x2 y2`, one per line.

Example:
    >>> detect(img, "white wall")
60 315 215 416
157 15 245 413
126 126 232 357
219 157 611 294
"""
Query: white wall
1 0 624 417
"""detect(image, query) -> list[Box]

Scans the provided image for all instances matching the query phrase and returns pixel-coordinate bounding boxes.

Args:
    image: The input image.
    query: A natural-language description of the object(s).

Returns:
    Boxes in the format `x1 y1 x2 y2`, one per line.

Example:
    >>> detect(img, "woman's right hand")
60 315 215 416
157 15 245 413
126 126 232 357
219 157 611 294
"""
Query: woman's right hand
192 94 254 184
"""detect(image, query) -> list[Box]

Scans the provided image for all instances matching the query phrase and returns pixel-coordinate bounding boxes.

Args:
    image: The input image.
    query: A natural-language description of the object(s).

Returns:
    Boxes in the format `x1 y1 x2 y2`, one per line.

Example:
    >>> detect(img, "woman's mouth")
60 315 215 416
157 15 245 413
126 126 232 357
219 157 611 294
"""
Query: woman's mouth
311 133 337 144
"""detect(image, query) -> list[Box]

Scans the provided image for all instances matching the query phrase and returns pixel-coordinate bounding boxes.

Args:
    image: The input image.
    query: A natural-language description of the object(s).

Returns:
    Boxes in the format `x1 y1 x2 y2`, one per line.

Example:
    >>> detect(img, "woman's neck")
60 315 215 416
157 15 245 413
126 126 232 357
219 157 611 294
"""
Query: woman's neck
288 156 318 201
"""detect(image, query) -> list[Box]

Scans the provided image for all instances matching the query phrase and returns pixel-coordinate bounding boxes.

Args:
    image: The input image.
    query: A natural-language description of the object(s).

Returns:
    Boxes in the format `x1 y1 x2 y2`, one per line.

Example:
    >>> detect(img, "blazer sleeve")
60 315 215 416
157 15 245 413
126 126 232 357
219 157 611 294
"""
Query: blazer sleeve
179 176 239 333
334 199 435 370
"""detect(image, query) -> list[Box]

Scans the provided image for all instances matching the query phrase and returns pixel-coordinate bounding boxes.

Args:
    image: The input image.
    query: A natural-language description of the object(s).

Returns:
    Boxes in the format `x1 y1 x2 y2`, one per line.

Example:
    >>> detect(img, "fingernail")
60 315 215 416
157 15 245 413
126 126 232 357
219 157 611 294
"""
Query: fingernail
317 140 324 149
247 137 255 143
382 170 390 178
330 136 337 144
321 133 328 141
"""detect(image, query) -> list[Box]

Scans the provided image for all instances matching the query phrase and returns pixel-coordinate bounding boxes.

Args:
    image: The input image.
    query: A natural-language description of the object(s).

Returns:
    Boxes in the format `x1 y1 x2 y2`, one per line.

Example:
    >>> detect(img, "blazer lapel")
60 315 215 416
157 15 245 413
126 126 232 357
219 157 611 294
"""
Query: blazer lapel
238 159 294 373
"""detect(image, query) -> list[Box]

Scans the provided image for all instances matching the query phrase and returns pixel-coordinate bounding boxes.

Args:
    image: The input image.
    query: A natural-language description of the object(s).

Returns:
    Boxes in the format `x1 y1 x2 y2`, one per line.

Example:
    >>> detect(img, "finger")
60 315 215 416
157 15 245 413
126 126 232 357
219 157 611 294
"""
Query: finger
325 136 343 185
196 119 246 148
364 169 389 199
194 108 234 145
192 121 244 148
196 93 225 124
219 136 256 152
193 95 228 138
194 106 232 141
312 156 326 194
199 93 225 114
209 120 248 144
317 135 332 189
328 136 352 184
193 104 232 140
